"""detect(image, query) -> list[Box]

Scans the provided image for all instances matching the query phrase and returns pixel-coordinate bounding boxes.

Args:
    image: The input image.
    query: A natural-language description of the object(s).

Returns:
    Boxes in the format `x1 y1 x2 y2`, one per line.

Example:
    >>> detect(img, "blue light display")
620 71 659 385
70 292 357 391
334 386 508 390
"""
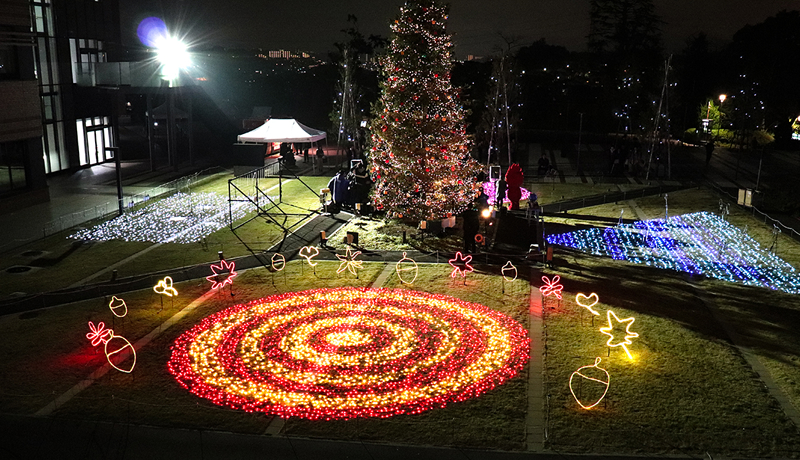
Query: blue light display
546 211 800 294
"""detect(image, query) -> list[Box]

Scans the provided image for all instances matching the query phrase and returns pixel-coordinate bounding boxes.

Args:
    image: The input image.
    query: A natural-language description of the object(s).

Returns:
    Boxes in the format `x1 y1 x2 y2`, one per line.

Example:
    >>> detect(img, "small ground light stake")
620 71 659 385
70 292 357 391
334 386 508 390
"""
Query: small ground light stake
271 253 286 284
599 310 639 360
336 247 363 278
299 246 320 276
501 261 517 294
206 259 237 290
575 292 600 327
396 252 419 284
539 275 563 299
108 296 128 318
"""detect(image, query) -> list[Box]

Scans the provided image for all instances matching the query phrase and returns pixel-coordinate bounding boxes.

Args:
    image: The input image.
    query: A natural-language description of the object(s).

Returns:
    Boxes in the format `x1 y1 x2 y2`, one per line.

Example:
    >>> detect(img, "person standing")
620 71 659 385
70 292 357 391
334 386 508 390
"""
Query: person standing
462 204 480 253
315 145 325 174
705 141 715 166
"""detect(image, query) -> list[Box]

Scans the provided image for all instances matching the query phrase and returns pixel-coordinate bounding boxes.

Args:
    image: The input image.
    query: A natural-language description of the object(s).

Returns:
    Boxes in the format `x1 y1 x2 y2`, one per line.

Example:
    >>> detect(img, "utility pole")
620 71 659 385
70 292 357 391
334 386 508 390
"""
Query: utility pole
577 112 584 174
646 54 672 181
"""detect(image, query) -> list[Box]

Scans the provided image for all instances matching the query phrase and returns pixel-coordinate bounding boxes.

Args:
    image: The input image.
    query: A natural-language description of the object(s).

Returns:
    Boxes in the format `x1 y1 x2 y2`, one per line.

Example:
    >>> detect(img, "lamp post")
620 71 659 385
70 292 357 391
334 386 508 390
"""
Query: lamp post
716 94 726 139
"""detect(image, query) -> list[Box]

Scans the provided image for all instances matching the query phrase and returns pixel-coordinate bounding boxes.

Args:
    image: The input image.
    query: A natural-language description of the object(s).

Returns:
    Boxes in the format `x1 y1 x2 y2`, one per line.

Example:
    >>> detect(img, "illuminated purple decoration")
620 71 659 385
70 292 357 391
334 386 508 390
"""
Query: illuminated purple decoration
546 211 800 293
136 17 168 48
482 181 531 204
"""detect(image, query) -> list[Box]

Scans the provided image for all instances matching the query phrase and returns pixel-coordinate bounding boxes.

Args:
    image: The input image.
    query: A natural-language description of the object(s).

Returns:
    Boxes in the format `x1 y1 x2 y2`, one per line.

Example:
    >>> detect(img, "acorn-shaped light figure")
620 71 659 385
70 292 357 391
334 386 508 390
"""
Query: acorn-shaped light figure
395 252 419 284
501 261 518 282
271 253 286 272
108 296 128 318
569 357 610 409
86 321 137 374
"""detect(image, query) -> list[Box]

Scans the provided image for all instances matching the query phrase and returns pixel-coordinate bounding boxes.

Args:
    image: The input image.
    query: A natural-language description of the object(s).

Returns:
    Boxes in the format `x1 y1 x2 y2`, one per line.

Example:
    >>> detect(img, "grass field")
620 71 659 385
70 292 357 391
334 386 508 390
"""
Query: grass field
1 182 800 456
0 175 330 298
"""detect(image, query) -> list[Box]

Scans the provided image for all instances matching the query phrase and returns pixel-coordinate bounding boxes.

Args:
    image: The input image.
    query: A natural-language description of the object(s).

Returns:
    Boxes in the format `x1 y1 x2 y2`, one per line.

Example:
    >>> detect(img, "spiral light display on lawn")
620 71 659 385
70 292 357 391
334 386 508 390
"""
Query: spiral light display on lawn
168 287 528 420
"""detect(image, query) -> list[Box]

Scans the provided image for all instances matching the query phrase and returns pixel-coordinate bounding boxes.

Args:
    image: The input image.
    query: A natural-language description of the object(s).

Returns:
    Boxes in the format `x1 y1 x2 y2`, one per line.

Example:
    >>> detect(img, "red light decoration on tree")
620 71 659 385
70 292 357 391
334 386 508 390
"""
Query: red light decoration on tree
167 288 529 420
448 251 474 278
368 0 481 220
206 259 237 290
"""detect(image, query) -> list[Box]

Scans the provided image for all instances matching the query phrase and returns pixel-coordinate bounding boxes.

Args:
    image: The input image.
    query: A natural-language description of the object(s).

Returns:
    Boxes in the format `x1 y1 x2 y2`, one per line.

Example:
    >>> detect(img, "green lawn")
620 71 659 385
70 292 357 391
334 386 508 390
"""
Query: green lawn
0 175 330 298
2 184 800 456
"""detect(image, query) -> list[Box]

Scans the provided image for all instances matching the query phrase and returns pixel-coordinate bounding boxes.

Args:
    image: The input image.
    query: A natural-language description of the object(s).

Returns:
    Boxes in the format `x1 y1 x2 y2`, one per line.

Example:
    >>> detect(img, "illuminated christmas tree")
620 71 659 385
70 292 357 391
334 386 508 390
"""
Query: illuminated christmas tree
369 0 481 221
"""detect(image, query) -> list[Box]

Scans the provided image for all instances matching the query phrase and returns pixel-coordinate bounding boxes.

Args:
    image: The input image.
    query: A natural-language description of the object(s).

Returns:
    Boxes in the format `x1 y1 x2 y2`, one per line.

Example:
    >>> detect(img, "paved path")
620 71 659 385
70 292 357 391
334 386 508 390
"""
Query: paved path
526 268 545 451
35 288 219 416
695 288 800 429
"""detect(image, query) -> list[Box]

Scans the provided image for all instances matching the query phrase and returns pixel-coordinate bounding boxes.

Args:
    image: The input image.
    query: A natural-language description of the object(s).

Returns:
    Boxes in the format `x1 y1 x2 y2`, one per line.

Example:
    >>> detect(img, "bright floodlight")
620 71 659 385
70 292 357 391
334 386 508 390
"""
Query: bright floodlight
154 35 190 80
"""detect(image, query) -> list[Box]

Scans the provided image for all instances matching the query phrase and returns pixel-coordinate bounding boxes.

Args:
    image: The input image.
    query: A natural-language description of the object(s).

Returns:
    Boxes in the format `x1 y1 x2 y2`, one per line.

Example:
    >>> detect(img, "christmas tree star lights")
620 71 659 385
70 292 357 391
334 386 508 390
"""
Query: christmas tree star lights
368 0 481 220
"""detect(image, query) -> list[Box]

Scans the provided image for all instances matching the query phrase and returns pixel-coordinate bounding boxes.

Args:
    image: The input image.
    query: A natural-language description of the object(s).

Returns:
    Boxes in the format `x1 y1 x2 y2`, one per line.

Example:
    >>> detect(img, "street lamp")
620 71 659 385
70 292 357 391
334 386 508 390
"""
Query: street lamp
717 94 727 138
154 35 191 82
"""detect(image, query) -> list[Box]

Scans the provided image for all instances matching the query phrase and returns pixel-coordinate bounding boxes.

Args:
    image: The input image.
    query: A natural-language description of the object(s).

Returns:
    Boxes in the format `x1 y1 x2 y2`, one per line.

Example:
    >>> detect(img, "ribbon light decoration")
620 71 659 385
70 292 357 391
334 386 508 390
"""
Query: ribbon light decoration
539 275 563 299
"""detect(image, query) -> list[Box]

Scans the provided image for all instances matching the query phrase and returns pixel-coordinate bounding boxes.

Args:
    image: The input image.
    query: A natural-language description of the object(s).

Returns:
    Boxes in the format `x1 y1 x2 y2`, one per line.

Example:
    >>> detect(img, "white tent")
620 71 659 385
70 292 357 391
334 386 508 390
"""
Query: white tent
237 118 326 144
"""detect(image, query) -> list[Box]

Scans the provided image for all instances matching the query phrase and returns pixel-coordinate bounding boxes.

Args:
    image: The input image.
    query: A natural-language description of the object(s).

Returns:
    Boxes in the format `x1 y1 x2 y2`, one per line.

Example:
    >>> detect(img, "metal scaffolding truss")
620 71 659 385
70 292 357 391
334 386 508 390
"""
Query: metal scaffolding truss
228 161 321 233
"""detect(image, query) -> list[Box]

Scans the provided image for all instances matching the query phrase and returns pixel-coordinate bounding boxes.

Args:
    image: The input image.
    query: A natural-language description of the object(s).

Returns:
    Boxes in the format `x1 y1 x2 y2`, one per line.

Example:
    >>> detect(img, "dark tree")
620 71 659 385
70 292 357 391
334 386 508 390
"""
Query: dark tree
588 0 664 134
330 16 386 151
726 10 800 145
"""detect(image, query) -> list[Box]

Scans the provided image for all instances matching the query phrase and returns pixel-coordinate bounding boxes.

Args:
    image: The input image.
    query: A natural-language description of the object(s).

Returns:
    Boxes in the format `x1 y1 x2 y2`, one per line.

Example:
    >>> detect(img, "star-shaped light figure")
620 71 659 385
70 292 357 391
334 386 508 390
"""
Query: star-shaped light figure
448 251 474 278
206 259 237 290
336 247 363 275
599 310 639 360
539 275 563 299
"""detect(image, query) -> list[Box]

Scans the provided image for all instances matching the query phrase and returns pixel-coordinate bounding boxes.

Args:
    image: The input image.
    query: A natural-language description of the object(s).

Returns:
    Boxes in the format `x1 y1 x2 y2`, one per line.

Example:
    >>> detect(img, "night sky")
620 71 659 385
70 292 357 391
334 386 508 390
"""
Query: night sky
119 0 800 57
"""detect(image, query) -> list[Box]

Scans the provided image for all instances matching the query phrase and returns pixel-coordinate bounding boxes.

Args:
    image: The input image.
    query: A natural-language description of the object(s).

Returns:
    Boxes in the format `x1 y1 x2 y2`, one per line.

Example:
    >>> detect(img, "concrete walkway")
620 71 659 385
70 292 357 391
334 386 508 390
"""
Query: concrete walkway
526 268 545 451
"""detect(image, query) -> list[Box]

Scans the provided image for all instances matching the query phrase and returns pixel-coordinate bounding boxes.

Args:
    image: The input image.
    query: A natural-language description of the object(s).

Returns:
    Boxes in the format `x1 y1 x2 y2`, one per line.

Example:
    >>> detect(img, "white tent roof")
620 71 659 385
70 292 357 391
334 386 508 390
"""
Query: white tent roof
237 118 327 143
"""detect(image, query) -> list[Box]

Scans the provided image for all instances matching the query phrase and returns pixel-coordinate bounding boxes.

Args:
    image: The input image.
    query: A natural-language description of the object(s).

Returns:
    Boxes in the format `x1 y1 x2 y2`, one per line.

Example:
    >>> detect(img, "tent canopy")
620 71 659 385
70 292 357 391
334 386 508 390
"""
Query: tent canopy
237 118 326 144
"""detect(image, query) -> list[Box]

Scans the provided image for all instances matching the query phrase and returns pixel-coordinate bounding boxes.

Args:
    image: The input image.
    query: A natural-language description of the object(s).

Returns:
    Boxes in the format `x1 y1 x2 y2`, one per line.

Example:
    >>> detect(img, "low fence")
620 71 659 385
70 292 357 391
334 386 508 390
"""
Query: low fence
540 183 688 214
41 166 229 238
706 180 800 244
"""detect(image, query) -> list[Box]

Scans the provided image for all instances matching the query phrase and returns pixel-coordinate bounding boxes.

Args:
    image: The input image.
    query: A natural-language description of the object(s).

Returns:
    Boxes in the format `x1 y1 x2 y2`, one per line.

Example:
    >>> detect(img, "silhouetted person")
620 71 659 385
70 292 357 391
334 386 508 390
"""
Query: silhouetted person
462 205 480 253
537 154 550 176
705 141 715 165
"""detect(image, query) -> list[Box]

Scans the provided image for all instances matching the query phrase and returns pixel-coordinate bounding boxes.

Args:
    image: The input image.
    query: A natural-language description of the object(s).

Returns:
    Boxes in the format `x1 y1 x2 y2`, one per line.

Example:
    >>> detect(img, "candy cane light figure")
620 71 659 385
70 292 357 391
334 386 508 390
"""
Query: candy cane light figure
86 321 137 373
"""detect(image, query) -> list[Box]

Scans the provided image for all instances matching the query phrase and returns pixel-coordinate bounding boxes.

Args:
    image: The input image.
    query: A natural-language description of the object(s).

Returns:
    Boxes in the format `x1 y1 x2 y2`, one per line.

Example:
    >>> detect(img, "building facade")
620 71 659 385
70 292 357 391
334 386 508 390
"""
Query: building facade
0 0 48 211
